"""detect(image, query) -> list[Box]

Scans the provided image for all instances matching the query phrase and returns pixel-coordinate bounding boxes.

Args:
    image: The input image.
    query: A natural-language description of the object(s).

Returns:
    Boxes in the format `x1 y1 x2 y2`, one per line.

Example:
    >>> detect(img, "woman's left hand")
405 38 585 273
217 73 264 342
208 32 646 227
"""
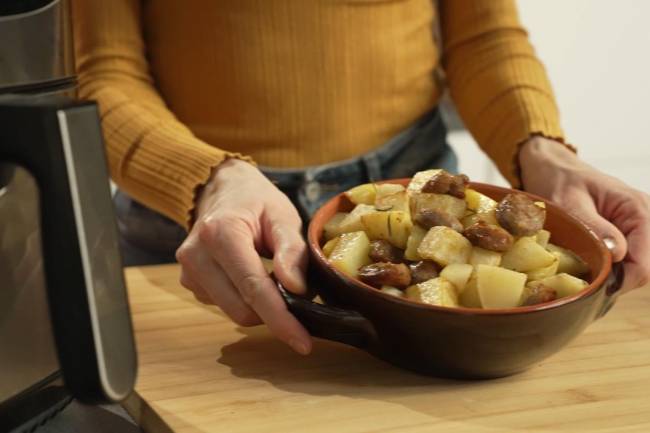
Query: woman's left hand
519 136 650 293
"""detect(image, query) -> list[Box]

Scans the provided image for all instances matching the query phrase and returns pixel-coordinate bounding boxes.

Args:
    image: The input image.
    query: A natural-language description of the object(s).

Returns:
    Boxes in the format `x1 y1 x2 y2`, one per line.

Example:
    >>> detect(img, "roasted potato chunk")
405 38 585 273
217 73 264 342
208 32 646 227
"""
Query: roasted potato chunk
525 254 559 281
328 231 372 277
465 189 498 213
411 193 467 220
469 246 502 267
375 183 405 200
337 204 375 234
323 212 348 240
375 190 411 214
417 226 472 266
459 274 481 308
405 277 459 307
345 183 376 205
322 237 340 257
476 265 527 309
528 273 589 298
546 243 589 277
358 262 411 288
501 236 556 272
440 263 473 293
403 224 427 261
361 210 413 249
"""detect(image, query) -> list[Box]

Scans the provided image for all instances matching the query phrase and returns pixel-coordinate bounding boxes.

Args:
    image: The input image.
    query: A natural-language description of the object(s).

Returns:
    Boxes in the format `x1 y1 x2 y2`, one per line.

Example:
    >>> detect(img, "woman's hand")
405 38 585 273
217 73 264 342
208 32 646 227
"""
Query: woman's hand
176 159 312 354
519 136 650 292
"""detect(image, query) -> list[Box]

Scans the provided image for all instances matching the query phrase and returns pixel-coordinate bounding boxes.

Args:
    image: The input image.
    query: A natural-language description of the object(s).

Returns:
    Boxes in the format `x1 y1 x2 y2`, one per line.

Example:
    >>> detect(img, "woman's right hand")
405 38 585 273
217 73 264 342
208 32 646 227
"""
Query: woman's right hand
175 159 312 355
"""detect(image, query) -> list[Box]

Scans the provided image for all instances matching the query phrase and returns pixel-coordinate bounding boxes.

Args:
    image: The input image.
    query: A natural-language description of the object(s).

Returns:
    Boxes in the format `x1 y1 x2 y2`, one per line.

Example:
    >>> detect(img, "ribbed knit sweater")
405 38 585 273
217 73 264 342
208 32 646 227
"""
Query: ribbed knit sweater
72 0 566 228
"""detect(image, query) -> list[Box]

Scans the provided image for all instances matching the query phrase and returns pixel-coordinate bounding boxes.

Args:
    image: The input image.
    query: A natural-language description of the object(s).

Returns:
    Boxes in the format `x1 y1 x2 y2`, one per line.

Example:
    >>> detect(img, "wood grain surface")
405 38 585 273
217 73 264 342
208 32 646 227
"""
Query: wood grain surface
123 264 650 433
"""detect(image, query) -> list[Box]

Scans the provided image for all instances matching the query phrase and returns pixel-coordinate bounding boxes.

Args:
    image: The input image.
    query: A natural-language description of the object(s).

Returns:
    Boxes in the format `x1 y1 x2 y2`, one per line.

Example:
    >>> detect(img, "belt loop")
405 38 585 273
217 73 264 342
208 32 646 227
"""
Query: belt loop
303 168 316 183
302 168 322 204
361 154 383 182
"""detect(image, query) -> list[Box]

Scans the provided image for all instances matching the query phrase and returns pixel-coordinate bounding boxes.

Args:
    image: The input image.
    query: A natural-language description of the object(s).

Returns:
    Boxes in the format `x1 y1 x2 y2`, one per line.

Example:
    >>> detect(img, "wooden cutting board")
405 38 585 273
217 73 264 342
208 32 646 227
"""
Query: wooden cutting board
122 264 650 433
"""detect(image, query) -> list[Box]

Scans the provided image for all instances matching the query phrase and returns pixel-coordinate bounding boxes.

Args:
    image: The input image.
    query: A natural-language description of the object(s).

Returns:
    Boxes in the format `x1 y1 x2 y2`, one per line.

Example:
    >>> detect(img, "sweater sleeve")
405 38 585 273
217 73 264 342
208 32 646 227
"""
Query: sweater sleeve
439 0 574 187
71 0 252 228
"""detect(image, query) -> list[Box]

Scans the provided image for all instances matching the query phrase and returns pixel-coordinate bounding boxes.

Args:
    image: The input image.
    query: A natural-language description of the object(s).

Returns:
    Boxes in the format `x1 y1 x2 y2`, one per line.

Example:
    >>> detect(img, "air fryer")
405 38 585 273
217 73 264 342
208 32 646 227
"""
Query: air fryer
0 1 137 432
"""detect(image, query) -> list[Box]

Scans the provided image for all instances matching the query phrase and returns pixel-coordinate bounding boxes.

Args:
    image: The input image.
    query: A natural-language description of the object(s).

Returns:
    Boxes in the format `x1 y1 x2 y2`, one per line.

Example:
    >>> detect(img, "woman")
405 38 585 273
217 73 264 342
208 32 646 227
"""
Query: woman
73 0 650 355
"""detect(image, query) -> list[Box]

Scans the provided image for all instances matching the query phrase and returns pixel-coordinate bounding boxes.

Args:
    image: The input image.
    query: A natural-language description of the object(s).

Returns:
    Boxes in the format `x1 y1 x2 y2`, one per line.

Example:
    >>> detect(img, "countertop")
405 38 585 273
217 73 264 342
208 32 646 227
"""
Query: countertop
123 264 650 433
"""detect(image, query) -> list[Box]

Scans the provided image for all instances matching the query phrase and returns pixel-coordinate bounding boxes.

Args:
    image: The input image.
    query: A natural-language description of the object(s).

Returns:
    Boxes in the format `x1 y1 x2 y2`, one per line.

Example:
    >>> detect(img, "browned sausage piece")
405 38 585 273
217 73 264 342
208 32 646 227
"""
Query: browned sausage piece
414 208 463 233
463 221 514 252
521 284 557 306
409 261 440 284
421 171 453 194
448 174 469 199
358 263 411 288
369 240 404 264
421 171 469 198
495 193 546 236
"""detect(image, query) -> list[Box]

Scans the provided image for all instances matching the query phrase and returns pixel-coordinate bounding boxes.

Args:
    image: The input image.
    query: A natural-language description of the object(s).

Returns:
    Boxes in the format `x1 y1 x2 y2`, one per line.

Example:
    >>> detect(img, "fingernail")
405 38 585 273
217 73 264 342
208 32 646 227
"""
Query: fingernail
289 338 309 355
604 237 616 251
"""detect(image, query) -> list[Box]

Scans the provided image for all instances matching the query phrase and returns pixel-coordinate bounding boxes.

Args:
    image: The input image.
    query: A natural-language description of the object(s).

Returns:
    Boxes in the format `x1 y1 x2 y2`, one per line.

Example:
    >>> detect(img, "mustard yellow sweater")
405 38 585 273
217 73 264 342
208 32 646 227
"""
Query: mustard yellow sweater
72 0 565 228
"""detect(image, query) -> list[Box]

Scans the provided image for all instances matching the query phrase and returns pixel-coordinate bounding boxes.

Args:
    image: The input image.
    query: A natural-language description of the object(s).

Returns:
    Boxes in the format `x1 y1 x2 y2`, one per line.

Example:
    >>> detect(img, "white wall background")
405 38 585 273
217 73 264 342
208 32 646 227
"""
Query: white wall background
449 0 650 193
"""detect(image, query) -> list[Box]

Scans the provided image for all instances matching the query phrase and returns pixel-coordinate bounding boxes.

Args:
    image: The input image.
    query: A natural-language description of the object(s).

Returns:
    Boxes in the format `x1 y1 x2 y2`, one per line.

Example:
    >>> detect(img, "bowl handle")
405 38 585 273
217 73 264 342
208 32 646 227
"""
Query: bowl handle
597 262 625 319
275 281 377 350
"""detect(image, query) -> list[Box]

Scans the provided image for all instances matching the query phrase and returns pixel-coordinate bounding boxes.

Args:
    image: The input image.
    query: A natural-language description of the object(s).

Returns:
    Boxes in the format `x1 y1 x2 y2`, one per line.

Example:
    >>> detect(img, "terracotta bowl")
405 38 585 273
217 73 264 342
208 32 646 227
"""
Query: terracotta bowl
279 179 623 379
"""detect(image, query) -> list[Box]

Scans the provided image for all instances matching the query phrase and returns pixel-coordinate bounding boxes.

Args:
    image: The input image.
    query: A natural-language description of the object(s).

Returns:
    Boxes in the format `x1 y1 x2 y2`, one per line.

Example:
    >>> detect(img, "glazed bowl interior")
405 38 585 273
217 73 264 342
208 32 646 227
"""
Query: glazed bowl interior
308 179 612 314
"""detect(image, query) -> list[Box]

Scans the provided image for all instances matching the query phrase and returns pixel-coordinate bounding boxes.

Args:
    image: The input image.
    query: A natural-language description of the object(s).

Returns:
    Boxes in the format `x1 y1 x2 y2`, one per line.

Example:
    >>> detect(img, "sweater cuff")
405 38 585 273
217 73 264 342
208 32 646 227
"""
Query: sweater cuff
512 133 577 190
466 86 569 188
110 118 253 229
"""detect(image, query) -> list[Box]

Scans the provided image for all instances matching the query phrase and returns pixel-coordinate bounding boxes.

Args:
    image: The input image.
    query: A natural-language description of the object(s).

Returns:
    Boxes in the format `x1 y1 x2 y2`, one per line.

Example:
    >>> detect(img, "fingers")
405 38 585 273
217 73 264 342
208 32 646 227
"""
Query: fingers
177 239 261 326
566 189 628 262
594 189 650 292
179 270 212 304
265 218 308 295
199 218 312 355
623 262 650 293
621 223 650 292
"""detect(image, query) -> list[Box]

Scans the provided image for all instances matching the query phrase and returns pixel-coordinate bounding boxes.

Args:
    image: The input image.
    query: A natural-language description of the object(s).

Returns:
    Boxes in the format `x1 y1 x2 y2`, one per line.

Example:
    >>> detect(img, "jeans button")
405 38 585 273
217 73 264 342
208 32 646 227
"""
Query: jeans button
305 181 321 202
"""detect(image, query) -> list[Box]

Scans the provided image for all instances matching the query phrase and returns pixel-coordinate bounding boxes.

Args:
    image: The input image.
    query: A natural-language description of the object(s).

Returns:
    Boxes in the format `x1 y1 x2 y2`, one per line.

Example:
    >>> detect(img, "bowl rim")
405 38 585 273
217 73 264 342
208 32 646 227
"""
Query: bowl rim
307 179 613 316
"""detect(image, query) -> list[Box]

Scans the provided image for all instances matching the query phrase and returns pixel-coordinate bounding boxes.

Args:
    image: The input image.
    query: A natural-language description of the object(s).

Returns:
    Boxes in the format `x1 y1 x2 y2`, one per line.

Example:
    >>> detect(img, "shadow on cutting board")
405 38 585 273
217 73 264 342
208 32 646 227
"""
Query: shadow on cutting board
217 327 614 431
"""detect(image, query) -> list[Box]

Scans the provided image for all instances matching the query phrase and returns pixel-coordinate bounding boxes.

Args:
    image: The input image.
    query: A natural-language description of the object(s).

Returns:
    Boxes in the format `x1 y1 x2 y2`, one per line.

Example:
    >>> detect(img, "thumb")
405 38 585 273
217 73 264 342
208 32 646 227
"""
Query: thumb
567 191 627 262
268 220 308 295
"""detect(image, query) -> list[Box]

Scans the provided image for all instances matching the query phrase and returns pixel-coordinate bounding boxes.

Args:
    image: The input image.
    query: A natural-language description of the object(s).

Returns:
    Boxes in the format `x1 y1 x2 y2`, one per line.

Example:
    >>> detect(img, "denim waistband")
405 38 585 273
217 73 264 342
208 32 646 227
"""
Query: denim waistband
258 108 456 220
260 108 447 189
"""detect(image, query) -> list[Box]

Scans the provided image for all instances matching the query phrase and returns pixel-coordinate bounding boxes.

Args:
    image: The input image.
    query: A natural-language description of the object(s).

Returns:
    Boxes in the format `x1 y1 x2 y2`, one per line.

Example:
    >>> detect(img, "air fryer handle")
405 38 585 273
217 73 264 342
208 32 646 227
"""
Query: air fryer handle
0 100 137 403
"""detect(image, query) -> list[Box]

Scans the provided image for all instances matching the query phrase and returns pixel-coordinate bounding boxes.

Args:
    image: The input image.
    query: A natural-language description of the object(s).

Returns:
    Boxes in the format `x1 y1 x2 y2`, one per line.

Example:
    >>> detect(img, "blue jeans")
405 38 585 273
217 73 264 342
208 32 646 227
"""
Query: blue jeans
114 109 457 266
